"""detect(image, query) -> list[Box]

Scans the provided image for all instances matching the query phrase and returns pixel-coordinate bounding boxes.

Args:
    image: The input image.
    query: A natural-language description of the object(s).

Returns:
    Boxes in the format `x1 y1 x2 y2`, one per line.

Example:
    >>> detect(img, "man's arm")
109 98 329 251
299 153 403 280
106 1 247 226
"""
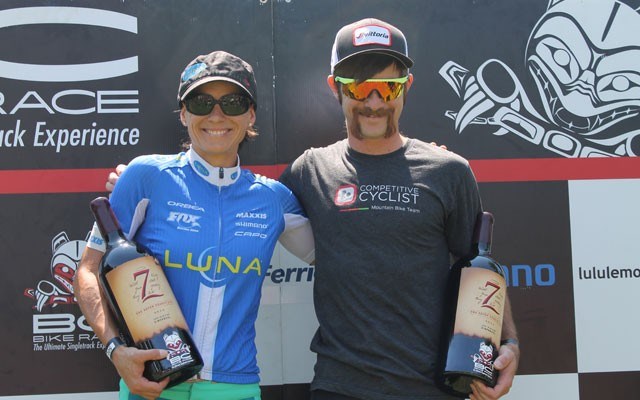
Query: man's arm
106 164 127 192
74 247 169 399
278 215 315 264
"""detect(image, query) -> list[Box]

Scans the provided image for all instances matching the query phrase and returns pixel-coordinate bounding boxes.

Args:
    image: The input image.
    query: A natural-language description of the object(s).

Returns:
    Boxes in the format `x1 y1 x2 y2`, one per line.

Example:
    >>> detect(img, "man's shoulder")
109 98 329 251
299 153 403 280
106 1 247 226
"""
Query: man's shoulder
297 139 347 162
407 138 470 166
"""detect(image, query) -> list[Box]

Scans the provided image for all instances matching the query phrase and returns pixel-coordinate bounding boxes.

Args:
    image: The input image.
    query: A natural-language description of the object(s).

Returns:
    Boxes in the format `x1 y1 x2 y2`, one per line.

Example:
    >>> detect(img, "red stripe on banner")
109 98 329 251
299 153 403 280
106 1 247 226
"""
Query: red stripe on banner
469 157 640 182
0 168 114 194
0 158 639 194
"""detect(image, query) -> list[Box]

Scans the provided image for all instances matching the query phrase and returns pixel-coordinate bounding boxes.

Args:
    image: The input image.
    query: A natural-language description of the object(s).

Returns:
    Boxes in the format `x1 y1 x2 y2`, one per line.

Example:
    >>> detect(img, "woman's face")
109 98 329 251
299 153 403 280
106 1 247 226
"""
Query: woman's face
180 81 255 167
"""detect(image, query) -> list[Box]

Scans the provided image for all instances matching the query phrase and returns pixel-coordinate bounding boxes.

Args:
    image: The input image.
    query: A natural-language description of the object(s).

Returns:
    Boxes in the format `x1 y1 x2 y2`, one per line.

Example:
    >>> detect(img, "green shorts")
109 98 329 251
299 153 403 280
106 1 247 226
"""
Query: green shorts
119 379 261 400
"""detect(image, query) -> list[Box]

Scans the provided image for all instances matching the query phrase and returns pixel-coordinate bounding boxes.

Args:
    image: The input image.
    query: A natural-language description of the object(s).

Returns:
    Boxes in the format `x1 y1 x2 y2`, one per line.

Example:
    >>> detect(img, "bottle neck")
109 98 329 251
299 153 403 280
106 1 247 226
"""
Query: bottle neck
90 197 127 247
473 212 494 256
104 230 127 247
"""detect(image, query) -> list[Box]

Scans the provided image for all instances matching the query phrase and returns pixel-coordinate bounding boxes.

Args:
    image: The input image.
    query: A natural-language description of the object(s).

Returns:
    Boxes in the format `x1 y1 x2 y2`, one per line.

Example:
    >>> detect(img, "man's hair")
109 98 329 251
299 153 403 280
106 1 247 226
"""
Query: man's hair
333 53 408 82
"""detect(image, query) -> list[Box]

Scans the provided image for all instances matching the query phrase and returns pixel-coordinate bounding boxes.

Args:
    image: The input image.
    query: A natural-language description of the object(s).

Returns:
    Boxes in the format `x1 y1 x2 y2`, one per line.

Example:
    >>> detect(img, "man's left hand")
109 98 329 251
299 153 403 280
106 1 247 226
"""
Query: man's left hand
469 342 520 400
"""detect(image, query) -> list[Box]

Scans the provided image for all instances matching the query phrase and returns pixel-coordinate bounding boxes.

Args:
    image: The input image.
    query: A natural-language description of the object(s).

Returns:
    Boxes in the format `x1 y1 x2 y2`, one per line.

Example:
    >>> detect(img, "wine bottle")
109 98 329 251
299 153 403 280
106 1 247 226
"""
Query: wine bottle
436 212 507 397
90 197 203 388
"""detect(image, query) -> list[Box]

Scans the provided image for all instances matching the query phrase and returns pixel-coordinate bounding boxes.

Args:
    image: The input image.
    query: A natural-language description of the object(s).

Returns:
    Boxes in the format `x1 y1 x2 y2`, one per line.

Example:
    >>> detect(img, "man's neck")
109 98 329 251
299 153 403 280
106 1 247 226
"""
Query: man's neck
347 133 407 155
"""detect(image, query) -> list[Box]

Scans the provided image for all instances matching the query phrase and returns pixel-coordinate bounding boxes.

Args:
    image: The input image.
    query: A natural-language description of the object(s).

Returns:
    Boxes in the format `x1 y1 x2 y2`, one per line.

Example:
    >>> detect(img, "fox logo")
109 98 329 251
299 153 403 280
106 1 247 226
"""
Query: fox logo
167 212 201 232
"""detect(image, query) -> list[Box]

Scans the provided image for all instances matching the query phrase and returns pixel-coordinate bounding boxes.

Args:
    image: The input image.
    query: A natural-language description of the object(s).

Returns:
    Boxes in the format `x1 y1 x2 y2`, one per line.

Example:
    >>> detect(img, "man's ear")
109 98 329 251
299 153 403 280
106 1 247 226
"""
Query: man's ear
327 75 340 101
405 73 414 92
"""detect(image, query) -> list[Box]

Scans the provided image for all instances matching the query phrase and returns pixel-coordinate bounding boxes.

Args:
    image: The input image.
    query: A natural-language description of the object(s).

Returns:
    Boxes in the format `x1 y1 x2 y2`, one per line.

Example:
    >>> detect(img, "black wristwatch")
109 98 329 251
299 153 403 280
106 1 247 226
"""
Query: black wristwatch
500 338 519 347
105 336 126 361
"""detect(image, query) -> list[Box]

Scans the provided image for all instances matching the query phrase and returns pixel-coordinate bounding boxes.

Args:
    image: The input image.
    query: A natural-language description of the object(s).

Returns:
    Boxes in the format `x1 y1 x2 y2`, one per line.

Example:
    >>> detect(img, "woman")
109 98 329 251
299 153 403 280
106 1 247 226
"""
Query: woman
74 51 314 400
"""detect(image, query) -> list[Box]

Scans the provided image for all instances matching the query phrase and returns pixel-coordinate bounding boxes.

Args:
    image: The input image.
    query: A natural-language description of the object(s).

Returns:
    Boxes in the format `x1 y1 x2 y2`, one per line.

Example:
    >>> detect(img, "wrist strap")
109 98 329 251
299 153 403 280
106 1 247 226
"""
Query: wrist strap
105 336 125 361
500 338 519 347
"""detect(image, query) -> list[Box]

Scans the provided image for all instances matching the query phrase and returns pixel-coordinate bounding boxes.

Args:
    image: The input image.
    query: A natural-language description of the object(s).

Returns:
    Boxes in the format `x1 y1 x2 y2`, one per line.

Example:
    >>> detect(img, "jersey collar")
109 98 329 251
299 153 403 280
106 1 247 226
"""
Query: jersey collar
187 148 241 187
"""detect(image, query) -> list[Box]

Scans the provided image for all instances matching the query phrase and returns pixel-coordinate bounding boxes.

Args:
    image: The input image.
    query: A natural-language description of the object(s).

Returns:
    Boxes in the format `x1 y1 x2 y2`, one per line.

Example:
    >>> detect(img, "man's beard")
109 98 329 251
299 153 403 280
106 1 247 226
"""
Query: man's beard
348 106 396 140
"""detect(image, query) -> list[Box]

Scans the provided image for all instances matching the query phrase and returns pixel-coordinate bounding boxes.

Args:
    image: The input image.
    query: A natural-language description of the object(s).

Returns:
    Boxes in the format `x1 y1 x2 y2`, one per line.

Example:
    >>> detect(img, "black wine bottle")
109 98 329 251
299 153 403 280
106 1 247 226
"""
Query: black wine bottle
90 197 203 388
436 212 507 398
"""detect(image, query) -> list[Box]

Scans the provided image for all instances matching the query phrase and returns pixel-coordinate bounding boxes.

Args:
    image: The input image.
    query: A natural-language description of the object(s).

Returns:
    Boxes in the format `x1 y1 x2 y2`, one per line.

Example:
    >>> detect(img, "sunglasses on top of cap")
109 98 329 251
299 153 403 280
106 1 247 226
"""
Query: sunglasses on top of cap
184 93 252 116
334 76 409 102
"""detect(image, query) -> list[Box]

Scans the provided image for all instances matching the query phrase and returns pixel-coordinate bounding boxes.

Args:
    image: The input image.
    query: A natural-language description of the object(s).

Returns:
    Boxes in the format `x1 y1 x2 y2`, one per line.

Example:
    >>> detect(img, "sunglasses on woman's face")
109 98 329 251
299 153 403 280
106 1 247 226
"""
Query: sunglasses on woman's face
334 76 409 102
184 93 252 116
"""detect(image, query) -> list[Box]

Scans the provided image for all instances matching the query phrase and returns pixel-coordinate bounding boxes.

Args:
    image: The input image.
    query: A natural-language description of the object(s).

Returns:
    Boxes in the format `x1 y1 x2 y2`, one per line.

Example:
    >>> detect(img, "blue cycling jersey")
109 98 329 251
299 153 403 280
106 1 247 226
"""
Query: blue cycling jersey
91 149 305 384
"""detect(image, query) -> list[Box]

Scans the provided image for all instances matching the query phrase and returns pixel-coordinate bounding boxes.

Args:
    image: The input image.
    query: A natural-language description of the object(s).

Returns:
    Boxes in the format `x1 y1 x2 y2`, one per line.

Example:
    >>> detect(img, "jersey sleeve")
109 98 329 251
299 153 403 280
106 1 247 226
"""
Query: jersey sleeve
85 156 156 252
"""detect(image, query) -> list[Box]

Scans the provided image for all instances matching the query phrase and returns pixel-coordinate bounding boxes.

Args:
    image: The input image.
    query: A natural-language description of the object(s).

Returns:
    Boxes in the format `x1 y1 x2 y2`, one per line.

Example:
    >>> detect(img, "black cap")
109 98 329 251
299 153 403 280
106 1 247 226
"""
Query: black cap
330 18 414 74
177 50 257 106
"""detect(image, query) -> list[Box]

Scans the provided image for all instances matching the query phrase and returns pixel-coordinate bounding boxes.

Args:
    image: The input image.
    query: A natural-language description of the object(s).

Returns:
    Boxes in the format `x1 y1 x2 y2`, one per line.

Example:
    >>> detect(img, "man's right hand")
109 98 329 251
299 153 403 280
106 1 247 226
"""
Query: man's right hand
106 164 127 193
111 346 169 400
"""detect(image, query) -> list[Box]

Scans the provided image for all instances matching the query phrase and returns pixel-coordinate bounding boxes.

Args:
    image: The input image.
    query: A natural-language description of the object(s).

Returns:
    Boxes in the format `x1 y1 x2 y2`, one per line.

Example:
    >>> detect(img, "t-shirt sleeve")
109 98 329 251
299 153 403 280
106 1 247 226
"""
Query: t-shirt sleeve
278 152 308 202
446 161 483 258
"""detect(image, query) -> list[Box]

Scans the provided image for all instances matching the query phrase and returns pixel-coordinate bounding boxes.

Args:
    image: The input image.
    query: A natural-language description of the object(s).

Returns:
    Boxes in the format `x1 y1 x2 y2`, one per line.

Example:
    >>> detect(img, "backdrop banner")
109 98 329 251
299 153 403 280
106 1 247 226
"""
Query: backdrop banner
1 1 639 399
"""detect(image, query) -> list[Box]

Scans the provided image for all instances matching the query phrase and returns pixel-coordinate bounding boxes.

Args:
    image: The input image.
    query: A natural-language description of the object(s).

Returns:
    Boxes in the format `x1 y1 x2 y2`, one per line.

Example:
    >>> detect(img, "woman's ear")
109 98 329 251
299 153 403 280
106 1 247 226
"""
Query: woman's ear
179 106 187 126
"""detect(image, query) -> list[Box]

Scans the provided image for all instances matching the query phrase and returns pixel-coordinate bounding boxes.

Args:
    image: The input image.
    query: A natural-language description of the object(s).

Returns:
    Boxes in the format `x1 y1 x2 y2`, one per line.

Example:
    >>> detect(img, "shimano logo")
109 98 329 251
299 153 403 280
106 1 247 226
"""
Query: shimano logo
236 212 267 219
502 264 555 287
0 7 138 82
167 201 205 212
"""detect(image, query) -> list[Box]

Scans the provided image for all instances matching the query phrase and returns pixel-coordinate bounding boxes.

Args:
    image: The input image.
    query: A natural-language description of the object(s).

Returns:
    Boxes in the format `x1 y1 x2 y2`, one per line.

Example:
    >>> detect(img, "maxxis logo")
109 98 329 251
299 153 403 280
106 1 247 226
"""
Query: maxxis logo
0 7 138 82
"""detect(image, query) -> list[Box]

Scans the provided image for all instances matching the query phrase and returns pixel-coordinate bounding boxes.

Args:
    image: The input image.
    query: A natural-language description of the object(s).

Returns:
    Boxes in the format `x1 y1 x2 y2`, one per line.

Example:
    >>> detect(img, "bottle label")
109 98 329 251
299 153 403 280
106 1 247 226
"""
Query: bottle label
106 255 189 343
454 268 506 347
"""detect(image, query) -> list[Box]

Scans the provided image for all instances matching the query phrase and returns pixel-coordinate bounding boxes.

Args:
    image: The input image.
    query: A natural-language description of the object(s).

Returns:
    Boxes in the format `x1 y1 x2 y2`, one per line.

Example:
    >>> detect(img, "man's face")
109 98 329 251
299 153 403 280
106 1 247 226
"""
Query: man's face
341 64 407 140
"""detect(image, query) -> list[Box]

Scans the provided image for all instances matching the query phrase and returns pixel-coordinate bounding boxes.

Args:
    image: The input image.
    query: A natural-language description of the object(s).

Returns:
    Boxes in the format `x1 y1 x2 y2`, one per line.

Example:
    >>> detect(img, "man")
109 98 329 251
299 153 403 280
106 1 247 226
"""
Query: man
278 18 518 400
106 18 519 400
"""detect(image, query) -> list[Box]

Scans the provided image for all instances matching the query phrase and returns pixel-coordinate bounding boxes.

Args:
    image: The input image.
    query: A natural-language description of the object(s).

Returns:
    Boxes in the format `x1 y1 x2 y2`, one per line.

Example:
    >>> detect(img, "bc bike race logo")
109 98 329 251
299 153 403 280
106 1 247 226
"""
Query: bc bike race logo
24 231 101 352
440 0 640 157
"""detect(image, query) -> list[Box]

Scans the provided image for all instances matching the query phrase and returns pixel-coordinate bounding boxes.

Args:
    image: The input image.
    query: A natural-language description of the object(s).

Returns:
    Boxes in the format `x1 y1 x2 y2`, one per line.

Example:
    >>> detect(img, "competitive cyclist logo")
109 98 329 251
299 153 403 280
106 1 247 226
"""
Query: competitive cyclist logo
334 182 421 213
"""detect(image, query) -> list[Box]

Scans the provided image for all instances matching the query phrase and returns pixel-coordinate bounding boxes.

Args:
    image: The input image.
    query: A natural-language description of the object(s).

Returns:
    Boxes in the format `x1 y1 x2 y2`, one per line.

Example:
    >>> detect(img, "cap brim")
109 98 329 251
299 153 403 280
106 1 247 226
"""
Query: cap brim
332 49 414 72
180 76 255 103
